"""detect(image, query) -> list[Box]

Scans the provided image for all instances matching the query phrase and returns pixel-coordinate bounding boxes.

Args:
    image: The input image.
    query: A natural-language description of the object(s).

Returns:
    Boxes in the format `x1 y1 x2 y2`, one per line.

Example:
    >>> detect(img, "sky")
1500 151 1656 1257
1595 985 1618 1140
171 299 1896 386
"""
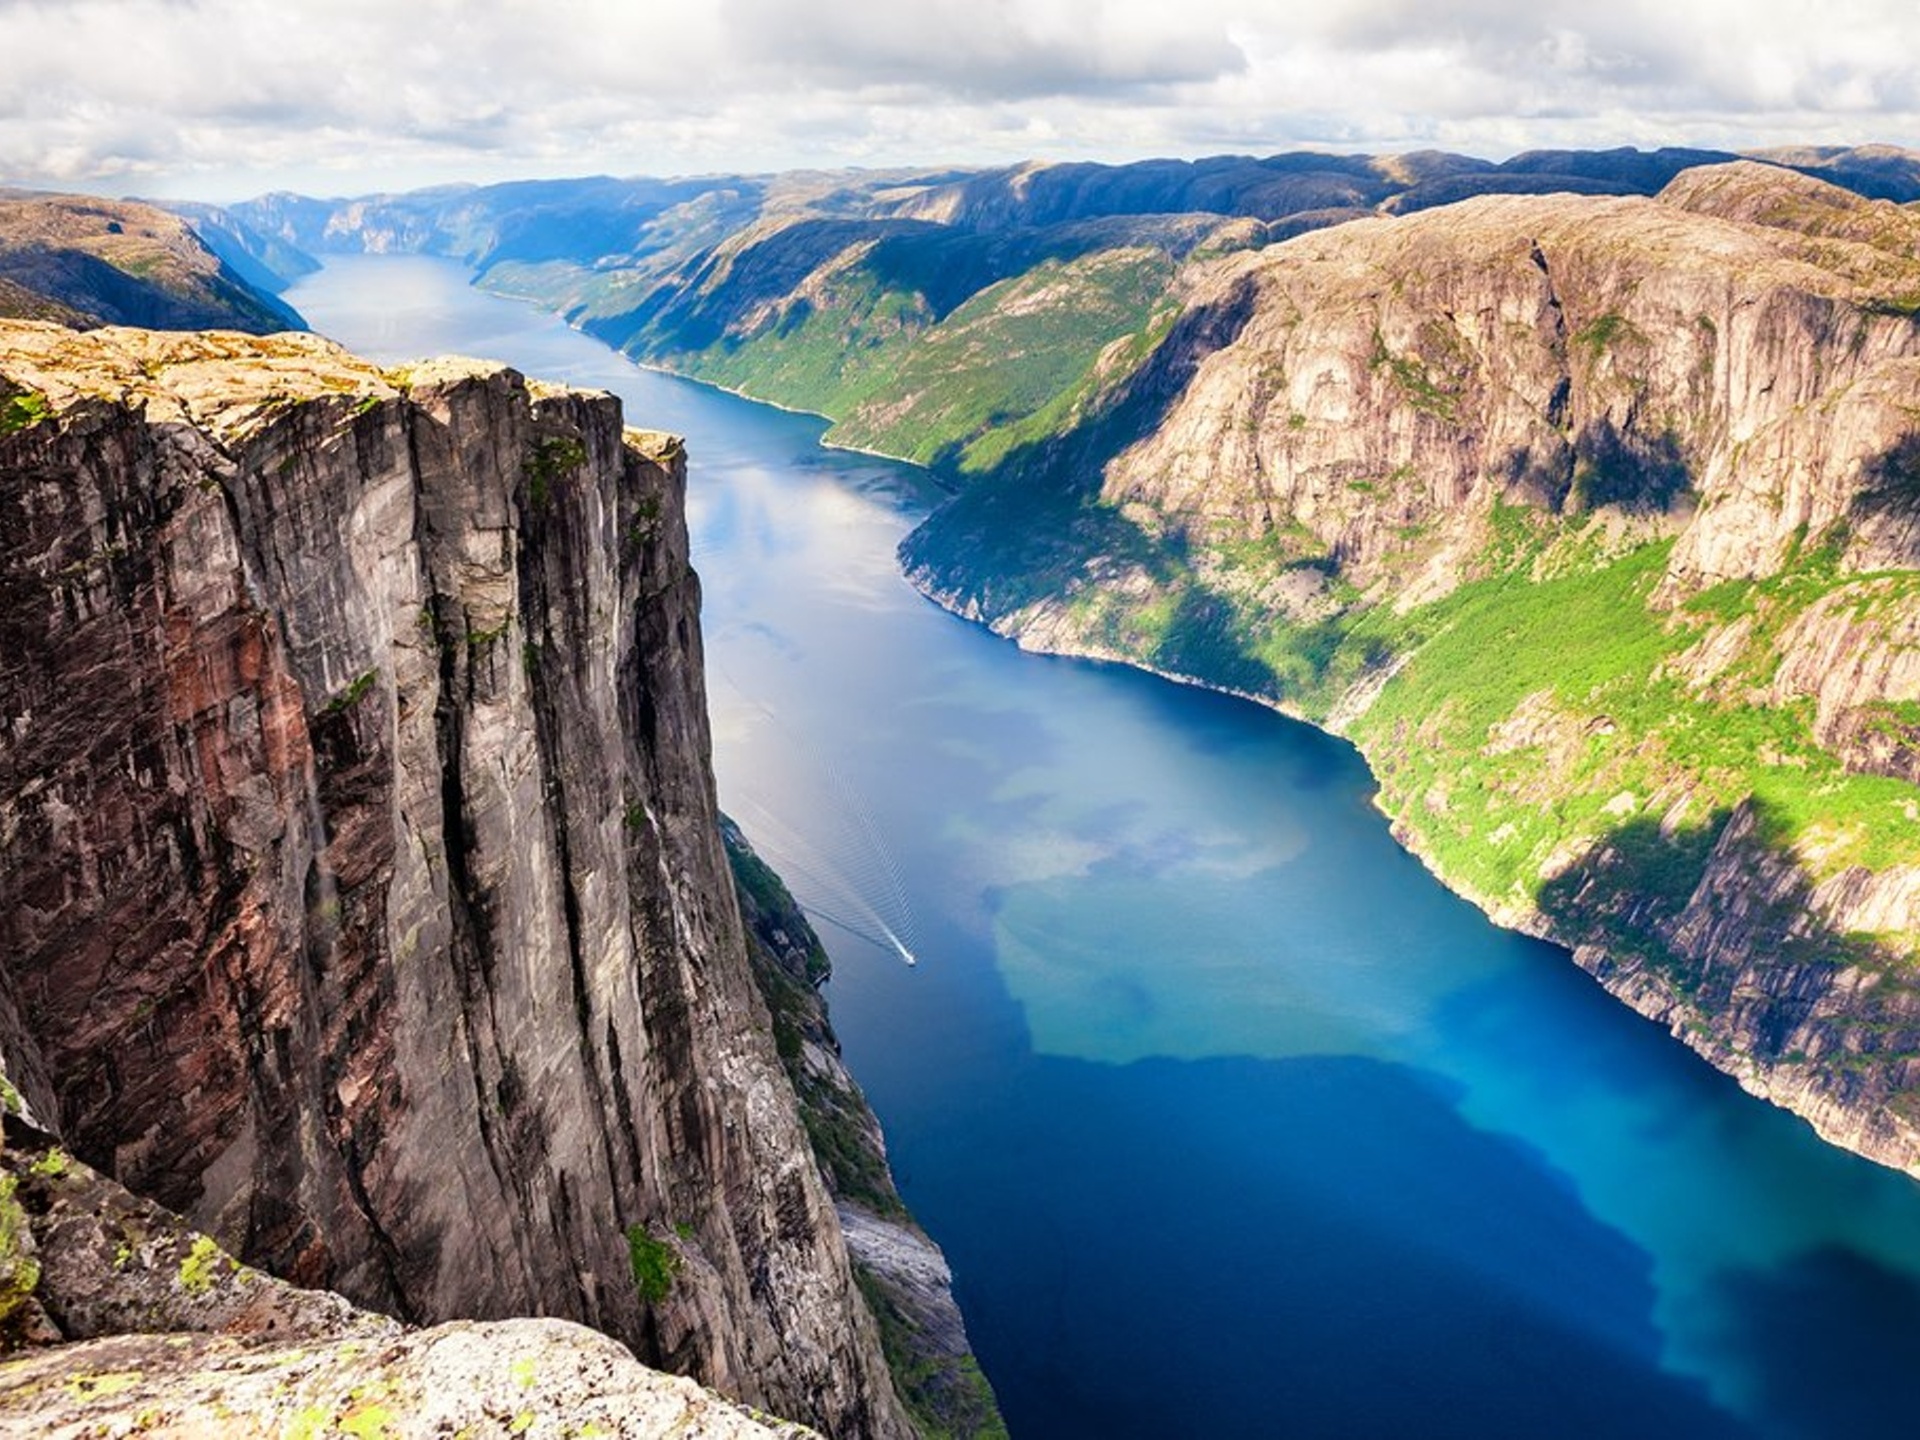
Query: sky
2 0 1918 201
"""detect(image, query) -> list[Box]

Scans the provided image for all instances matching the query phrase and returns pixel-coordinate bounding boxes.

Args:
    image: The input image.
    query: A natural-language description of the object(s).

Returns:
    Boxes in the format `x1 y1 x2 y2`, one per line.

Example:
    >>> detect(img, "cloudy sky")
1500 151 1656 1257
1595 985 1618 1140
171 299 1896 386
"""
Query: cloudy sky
3 0 1917 200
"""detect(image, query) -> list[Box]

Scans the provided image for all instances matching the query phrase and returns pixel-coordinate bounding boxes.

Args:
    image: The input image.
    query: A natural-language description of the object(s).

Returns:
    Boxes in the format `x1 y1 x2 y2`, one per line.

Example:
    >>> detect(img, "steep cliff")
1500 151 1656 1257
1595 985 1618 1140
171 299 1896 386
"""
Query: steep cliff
903 162 1920 1175
0 320 911 1435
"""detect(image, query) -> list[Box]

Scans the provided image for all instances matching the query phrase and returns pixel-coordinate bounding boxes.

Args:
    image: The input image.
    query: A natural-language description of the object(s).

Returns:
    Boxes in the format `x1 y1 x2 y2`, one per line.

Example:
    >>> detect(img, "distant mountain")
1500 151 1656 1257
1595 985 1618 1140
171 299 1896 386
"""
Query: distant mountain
1747 143 1920 202
0 190 303 332
223 146 1920 495
160 199 320 295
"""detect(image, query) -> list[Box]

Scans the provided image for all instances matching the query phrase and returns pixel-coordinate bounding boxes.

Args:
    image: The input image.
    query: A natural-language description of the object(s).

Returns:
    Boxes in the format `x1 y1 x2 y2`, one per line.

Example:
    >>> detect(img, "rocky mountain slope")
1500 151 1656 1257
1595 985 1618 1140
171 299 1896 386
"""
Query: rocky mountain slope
0 1102 815 1437
902 161 1920 1173
0 191 303 333
161 198 321 303
0 321 914 1435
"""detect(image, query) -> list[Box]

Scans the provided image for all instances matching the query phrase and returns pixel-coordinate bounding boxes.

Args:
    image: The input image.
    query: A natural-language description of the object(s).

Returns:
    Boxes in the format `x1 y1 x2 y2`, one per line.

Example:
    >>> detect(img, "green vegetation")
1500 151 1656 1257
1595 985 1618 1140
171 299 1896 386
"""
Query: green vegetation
1341 530 1920 911
1573 311 1641 355
524 435 588 511
950 300 1181 477
320 669 379 716
1862 293 1920 318
623 1223 680 1303
985 487 1920 970
0 1173 40 1327
176 1233 225 1295
624 493 664 553
467 616 513 649
855 1264 1009 1440
651 241 1180 485
668 263 926 422
832 250 1178 476
0 389 53 435
1370 334 1460 422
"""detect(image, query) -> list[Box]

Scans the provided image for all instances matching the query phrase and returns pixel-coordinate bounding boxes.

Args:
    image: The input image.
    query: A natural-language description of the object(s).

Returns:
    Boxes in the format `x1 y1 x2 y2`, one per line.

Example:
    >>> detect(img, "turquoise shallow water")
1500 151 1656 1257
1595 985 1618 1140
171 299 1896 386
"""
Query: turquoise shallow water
292 256 1920 1439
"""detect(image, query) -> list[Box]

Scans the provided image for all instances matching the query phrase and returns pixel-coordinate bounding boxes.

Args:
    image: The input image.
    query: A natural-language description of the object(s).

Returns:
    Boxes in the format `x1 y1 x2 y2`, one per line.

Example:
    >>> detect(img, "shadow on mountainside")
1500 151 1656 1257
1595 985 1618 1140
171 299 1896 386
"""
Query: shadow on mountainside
1534 799 1920 1127
1849 429 1920 566
898 271 1262 617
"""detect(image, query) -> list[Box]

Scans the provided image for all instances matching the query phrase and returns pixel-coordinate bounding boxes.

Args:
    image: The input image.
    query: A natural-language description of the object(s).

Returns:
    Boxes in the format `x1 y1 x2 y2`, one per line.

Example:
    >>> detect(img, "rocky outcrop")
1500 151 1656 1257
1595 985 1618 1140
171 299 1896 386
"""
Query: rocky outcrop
1051 166 1920 603
902 163 1920 1176
9 1323 818 1439
0 1113 816 1437
0 321 910 1435
1560 801 1920 1165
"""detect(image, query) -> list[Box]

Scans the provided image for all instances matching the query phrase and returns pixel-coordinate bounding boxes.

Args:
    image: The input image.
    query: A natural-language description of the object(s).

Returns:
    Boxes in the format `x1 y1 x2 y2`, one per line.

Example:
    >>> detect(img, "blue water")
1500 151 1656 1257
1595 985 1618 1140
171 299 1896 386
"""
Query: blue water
290 257 1920 1439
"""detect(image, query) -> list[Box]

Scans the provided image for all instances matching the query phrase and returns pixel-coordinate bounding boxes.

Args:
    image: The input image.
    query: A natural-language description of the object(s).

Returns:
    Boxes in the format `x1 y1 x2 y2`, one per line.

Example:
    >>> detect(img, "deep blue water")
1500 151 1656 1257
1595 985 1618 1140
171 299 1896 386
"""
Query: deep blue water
291 257 1920 1439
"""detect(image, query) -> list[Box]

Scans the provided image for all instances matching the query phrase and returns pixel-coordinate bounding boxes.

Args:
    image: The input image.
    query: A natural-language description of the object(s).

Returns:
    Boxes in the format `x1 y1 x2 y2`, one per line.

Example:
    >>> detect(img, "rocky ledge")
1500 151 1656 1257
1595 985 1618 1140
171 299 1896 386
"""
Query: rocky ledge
0 1110 814 1438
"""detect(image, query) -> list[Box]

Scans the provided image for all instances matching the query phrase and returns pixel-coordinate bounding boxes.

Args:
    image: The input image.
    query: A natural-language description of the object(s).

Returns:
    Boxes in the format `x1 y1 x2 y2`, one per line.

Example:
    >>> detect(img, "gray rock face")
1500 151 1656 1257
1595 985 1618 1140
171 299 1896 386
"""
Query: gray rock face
0 323 909 1436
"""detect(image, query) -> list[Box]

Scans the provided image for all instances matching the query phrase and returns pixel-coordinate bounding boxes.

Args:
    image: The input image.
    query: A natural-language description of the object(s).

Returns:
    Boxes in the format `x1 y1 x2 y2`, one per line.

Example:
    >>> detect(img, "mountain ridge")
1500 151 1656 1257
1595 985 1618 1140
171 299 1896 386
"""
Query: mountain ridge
0 191 304 333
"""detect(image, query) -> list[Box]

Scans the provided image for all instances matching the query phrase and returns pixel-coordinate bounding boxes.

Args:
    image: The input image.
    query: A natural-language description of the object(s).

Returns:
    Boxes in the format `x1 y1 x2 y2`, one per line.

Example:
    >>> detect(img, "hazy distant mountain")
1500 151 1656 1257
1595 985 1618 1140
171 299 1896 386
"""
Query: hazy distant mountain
0 190 303 332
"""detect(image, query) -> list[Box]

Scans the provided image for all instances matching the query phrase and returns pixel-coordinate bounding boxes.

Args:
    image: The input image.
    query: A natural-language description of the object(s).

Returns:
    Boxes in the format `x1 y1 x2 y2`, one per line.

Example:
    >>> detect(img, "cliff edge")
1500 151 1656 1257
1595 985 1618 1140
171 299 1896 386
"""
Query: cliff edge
0 321 911 1435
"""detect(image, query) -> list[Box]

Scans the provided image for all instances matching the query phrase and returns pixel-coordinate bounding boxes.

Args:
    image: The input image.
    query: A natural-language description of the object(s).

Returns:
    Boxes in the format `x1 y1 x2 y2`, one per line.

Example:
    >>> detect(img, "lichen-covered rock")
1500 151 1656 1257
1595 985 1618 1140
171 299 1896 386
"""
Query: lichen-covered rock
0 322 909 1436
8 1138 393 1348
0 1321 819 1439
0 1118 816 1437
0 1176 39 1343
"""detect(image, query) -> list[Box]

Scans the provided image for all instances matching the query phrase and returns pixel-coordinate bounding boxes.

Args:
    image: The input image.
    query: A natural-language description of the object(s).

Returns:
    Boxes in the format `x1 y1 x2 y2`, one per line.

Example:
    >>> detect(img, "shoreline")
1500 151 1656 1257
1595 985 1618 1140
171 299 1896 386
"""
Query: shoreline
480 267 1920 1183
476 275 962 478
900 562 1920 1181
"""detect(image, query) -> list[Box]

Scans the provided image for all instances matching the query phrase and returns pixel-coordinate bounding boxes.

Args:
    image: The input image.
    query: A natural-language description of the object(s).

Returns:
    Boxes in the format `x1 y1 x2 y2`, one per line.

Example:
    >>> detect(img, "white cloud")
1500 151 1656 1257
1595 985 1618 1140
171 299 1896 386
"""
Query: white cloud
0 0 1917 198
720 0 1245 98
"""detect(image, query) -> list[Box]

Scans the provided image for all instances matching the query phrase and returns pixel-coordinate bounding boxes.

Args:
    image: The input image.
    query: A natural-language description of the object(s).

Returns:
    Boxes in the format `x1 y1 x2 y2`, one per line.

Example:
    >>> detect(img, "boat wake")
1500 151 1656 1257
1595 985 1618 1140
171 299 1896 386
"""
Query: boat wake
718 670 921 968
